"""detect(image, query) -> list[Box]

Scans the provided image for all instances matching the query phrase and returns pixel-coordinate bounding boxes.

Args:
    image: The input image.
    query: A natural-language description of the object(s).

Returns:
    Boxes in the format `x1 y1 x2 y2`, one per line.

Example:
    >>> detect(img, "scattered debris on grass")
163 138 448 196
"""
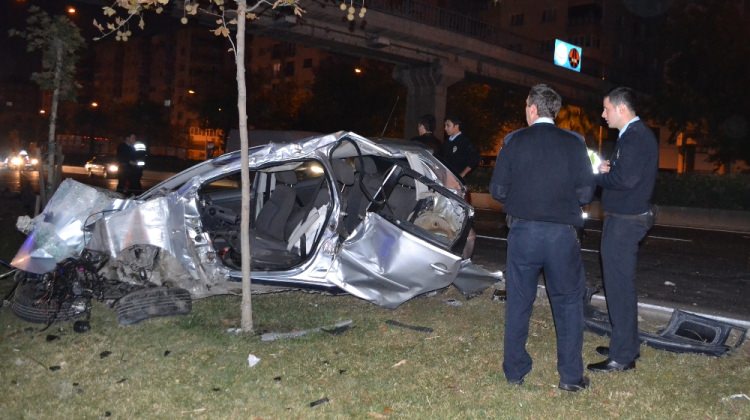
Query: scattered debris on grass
444 299 462 307
384 319 433 333
491 289 507 301
260 319 353 342
722 393 750 402
73 320 90 333
392 359 407 368
585 288 747 356
247 354 261 367
309 397 329 407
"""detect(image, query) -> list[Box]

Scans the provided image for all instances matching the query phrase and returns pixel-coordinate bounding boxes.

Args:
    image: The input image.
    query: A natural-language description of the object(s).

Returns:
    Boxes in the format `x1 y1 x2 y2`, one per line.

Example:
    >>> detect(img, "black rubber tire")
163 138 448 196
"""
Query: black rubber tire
115 287 192 325
10 277 87 324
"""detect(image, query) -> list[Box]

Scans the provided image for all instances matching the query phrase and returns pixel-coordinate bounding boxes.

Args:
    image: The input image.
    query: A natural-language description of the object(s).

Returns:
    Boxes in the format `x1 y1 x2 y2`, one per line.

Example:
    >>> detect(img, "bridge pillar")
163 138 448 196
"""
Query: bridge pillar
393 61 464 141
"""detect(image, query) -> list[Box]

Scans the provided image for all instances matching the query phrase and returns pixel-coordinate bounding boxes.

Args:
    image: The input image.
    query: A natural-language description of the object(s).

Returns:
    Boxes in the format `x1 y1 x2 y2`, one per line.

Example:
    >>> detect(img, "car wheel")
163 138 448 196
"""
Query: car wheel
10 272 89 324
115 287 192 325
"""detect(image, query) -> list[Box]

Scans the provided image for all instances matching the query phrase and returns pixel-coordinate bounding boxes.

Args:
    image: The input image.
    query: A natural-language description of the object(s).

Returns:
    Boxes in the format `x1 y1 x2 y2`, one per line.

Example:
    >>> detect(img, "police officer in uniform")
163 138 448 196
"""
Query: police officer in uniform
587 87 658 373
442 115 480 181
490 84 595 392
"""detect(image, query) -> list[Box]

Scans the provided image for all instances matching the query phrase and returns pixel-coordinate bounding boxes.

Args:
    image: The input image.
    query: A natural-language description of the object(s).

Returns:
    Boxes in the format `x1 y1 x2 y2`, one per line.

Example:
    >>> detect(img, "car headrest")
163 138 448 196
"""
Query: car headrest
275 170 298 185
332 159 354 186
356 156 378 175
397 176 415 188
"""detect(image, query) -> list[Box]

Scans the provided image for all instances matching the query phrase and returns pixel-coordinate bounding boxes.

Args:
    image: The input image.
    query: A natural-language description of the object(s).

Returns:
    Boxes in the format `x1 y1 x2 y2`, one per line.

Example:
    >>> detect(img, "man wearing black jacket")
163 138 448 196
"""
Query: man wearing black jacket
442 116 480 181
410 114 442 156
587 87 658 373
490 84 595 392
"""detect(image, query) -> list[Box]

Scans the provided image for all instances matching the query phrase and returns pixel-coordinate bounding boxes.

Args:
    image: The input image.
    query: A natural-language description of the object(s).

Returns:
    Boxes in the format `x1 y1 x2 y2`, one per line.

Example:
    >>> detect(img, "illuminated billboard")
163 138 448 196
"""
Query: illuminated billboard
553 39 582 72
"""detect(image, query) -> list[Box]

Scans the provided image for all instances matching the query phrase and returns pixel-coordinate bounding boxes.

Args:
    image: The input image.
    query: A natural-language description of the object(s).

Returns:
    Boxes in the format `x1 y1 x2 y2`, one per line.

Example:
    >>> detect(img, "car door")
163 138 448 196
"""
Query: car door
335 163 473 308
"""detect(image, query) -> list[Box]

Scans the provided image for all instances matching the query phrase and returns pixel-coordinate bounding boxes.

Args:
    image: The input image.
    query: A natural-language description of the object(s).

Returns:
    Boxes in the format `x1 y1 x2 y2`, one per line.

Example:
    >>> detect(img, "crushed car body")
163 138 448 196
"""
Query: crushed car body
12 131 498 309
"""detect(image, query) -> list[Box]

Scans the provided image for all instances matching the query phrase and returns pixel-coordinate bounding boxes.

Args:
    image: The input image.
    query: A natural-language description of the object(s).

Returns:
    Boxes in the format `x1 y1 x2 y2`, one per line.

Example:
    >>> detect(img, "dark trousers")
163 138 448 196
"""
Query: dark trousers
503 220 585 384
116 167 129 193
600 212 653 363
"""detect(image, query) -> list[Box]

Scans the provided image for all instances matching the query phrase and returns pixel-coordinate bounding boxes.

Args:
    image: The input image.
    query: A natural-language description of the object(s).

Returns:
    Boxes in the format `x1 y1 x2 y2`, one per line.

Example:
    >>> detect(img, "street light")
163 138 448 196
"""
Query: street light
39 109 46 115
67 6 76 15
187 89 196 95
90 101 99 108
354 67 363 75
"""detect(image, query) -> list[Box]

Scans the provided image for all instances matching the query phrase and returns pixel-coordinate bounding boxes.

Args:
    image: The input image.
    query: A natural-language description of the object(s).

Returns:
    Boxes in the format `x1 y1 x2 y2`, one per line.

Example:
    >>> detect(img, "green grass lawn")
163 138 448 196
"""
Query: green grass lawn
1 287 749 419
1 195 749 418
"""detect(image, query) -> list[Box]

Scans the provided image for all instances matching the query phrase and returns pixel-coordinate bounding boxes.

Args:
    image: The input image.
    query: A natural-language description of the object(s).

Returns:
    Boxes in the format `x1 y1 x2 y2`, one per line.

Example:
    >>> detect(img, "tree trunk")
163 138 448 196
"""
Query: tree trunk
236 0 253 333
45 38 64 204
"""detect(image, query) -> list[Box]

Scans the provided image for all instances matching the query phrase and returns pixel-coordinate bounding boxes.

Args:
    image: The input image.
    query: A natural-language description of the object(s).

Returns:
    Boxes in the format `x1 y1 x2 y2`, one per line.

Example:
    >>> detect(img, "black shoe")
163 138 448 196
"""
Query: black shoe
595 346 640 360
587 358 636 373
558 376 590 392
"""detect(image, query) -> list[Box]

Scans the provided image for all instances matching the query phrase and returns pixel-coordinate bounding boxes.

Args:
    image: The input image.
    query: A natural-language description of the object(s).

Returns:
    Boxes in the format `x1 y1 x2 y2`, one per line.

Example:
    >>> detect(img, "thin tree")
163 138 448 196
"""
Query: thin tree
10 6 86 205
96 0 305 333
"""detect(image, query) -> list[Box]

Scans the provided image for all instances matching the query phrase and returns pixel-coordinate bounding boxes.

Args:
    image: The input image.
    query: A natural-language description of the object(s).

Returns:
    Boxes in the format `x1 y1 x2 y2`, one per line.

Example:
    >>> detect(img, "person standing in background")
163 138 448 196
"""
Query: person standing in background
116 134 137 194
410 114 442 156
442 116 480 181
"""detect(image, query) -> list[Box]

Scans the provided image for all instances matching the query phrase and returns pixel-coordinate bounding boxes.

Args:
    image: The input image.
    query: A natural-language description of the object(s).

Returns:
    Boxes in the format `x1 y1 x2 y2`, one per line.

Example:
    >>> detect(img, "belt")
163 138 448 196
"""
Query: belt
604 209 654 220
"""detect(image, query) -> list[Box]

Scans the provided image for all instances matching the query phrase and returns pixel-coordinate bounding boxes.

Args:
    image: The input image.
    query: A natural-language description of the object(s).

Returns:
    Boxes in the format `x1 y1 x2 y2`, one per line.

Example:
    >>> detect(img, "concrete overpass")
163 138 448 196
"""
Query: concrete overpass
251 0 605 138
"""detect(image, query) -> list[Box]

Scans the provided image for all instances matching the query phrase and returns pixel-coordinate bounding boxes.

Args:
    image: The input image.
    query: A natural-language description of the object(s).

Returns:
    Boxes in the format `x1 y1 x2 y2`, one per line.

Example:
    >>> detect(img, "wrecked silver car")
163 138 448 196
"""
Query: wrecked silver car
12 132 495 312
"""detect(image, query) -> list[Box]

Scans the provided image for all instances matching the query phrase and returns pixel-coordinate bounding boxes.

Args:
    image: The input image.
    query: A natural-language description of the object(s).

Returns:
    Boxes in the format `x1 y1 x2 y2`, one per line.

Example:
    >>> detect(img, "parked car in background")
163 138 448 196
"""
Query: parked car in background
84 155 119 178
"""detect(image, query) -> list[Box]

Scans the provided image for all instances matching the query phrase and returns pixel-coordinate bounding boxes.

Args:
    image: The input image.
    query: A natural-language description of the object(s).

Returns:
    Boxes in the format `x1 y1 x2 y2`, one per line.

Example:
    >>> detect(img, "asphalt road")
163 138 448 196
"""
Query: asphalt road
0 166 163 196
2 166 748 320
471 210 750 320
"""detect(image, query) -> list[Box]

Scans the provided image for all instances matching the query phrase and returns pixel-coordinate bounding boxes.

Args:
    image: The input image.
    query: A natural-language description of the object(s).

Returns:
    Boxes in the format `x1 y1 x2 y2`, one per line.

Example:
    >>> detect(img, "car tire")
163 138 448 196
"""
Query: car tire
10 273 88 324
115 287 192 325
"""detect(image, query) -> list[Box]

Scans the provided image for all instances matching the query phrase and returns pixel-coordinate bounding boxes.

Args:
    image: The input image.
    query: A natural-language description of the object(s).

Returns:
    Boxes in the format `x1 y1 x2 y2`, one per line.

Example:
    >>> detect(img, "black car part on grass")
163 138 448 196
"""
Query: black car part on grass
584 289 747 356
9 254 108 324
9 251 191 326
384 319 434 333
115 287 191 325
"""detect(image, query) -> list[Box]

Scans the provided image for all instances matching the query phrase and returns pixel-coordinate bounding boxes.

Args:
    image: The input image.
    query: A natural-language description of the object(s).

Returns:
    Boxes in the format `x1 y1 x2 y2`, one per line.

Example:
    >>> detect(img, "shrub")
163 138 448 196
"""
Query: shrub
653 173 750 210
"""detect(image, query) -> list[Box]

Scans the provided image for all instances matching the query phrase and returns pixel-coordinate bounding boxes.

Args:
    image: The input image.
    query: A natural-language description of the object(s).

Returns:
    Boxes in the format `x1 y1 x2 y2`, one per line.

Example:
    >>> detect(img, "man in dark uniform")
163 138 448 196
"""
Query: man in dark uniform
587 87 658 373
116 134 136 194
490 84 595 392
410 114 442 156
441 115 480 181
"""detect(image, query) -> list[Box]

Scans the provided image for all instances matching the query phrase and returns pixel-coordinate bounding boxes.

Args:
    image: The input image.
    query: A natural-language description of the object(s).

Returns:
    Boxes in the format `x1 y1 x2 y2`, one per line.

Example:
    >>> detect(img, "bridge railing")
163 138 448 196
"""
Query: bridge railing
366 0 531 50
365 0 603 78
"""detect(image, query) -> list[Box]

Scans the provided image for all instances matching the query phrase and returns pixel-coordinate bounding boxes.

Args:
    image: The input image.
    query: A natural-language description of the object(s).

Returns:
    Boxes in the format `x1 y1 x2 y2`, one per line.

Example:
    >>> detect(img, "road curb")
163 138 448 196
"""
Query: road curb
593 293 750 331
535 285 750 337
